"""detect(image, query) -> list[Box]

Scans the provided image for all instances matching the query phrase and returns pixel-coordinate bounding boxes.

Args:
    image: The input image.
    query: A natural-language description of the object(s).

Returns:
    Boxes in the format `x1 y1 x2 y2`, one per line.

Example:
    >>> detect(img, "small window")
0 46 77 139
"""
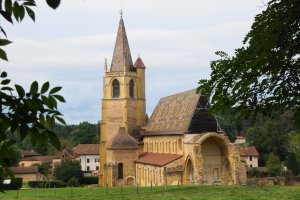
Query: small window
112 79 120 98
129 79 134 98
250 164 253 168
87 166 90 171
118 163 123 179
96 166 99 170
95 158 97 163
249 156 252 161
79 159 81 163
87 158 90 163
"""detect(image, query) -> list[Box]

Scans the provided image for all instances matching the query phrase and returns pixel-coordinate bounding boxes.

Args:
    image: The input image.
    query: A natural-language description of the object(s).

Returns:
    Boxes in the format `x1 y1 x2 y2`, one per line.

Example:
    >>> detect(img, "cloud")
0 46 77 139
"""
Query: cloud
0 0 264 124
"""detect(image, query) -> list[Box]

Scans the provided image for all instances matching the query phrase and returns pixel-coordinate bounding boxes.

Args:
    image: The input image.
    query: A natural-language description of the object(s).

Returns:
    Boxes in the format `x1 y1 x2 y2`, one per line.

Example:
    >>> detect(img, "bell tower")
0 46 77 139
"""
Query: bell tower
99 15 146 186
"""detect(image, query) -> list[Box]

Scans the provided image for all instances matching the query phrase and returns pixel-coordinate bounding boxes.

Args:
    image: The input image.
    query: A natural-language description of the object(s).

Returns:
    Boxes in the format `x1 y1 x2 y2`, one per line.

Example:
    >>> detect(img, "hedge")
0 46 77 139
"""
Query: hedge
28 180 67 188
1 178 23 190
80 176 98 184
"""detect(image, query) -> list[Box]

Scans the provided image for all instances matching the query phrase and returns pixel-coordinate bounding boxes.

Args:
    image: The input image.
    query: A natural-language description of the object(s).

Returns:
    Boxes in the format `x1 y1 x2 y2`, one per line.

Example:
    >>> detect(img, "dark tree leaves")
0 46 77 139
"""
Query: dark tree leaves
198 0 300 128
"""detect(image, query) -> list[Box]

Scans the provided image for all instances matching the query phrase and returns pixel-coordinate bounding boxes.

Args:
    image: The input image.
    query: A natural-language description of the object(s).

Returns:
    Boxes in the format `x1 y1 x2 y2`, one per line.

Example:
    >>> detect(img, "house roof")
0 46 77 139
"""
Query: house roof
10 167 38 174
144 89 219 135
21 156 57 163
110 17 134 72
20 150 41 157
55 148 78 159
73 144 100 155
107 127 138 150
135 153 182 166
236 136 246 140
134 57 146 69
240 146 259 157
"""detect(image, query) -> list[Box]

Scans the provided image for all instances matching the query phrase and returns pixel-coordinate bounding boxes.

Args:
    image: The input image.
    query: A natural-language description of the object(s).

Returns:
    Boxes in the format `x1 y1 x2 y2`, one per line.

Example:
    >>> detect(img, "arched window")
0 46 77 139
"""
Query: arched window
129 79 134 98
112 79 120 98
118 163 123 179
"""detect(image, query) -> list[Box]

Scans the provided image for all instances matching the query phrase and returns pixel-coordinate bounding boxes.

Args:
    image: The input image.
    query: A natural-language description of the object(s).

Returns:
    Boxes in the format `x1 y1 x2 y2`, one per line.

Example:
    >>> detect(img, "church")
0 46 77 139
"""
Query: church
99 15 246 187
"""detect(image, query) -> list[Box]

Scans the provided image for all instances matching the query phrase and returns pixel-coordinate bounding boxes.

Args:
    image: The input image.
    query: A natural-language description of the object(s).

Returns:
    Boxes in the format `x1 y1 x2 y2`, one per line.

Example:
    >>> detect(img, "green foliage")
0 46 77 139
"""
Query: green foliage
266 153 283 176
0 0 63 187
37 163 52 178
198 0 300 128
0 71 66 182
28 180 66 188
80 176 98 185
247 168 263 178
244 113 291 164
67 177 80 187
286 153 299 175
0 178 23 190
53 159 83 183
71 121 100 145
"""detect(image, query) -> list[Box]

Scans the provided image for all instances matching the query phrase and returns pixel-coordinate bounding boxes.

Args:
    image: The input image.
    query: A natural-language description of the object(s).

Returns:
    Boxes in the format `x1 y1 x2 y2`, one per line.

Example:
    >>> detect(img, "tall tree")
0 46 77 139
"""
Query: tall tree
0 0 62 185
198 0 300 127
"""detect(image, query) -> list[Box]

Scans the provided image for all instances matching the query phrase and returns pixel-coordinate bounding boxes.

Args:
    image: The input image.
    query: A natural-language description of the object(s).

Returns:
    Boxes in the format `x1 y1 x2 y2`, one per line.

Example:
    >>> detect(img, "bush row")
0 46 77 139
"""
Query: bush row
80 176 98 185
0 178 23 190
28 180 66 188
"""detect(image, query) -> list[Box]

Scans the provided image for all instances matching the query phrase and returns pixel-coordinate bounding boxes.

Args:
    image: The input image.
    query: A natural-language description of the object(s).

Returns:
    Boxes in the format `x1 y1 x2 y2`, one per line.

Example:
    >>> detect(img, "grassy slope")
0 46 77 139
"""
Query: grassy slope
1 185 300 200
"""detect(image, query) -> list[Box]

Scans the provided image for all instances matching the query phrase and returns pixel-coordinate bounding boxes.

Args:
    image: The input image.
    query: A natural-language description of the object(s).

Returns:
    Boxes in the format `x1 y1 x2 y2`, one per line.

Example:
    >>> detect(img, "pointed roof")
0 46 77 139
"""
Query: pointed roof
144 89 219 135
107 127 138 150
134 57 146 69
110 17 134 72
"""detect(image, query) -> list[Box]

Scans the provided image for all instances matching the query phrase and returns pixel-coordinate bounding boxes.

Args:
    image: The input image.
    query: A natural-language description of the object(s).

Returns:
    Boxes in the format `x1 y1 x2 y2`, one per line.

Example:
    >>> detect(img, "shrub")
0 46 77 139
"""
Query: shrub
80 176 98 184
67 177 80 187
1 178 23 190
28 180 67 188
53 158 83 183
49 180 67 188
28 181 44 188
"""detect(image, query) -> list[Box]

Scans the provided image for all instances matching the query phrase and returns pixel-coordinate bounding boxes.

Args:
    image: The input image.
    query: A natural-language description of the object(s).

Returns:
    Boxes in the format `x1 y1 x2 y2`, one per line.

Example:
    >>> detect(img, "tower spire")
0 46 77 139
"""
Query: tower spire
110 16 134 72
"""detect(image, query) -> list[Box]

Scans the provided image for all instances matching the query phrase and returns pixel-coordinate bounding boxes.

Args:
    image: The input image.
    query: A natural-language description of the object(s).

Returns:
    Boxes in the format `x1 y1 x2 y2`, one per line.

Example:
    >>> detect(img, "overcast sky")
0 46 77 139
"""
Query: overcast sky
1 0 265 124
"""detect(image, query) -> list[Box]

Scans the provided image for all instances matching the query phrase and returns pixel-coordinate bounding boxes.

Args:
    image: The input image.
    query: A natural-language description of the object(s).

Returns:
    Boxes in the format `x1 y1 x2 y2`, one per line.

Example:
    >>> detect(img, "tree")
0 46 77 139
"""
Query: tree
37 163 52 179
198 0 300 128
286 152 299 175
71 122 99 145
53 158 83 183
0 0 63 185
266 153 283 176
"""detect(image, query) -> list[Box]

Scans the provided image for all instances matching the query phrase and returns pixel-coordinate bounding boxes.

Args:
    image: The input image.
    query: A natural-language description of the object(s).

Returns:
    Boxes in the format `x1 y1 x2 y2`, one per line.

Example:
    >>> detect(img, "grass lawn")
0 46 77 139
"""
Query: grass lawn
1 185 300 200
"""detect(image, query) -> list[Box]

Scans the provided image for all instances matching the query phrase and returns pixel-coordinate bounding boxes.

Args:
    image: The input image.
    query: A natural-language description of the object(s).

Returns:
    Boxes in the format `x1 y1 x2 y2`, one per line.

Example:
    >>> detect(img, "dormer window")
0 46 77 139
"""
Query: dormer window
129 79 134 98
112 79 120 98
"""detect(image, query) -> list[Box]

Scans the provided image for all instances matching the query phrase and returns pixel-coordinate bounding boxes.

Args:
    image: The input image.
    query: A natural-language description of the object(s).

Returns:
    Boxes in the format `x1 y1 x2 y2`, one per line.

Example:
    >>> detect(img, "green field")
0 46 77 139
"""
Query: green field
1 185 300 200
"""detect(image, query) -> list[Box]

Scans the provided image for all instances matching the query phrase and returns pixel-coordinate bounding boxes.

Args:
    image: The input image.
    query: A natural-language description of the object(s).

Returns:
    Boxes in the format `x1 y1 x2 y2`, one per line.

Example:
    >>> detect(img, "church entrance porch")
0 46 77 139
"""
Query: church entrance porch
183 133 236 185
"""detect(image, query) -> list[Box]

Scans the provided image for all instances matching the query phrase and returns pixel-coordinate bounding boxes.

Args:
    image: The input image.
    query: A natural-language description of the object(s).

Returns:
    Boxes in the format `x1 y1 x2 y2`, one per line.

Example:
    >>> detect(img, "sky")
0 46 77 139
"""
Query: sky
1 0 265 124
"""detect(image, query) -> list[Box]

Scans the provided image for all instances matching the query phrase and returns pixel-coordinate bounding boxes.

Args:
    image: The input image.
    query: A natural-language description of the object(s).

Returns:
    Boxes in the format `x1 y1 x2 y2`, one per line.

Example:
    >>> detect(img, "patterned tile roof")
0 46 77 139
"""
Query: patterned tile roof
240 146 259 157
135 153 182 166
10 167 38 174
107 127 138 150
110 17 134 72
144 89 218 135
55 148 78 159
72 144 100 155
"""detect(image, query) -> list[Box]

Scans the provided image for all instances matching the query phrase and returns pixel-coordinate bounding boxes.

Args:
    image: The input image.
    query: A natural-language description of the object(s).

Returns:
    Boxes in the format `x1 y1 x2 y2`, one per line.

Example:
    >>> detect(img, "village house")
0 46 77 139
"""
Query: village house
73 144 100 176
239 146 259 168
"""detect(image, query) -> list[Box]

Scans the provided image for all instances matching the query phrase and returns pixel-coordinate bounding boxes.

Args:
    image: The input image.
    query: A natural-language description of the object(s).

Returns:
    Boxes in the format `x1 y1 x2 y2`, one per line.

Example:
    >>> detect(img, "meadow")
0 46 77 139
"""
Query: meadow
1 185 300 200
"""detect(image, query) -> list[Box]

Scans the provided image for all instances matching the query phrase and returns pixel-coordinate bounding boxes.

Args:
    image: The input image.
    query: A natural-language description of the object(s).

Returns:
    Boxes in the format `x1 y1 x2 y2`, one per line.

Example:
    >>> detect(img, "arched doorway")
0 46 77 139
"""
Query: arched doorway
184 158 194 185
201 137 222 184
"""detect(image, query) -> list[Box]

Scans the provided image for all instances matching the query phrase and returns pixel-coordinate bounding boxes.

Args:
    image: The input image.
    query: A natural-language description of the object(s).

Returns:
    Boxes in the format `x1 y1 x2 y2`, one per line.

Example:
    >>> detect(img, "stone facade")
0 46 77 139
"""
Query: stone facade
99 16 246 187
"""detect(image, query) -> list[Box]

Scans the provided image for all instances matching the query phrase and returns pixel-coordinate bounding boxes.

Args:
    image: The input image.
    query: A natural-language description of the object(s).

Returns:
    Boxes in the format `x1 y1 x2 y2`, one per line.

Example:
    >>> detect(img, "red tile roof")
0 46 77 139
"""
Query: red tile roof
73 144 100 155
134 57 146 68
240 146 259 157
21 156 57 163
10 167 38 174
55 148 78 159
20 150 41 157
135 153 182 166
